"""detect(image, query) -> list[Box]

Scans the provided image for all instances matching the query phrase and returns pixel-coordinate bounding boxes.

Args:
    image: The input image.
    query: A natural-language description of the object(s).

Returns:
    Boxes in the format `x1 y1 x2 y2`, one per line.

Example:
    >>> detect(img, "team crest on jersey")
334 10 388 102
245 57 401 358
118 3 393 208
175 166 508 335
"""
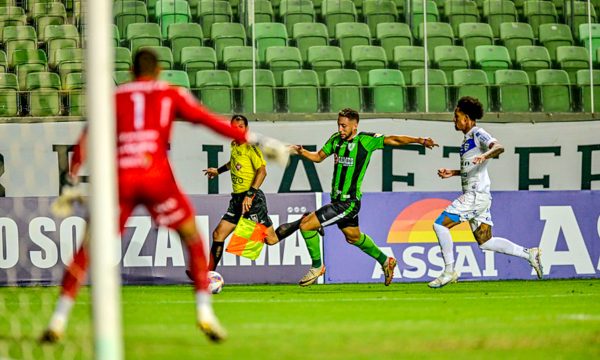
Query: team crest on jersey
348 143 356 151
235 163 242 171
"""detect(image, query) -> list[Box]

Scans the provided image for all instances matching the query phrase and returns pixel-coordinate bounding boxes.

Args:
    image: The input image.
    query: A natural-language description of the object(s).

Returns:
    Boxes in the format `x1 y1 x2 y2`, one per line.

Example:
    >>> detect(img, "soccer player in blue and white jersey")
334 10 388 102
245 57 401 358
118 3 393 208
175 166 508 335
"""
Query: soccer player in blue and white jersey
429 96 543 288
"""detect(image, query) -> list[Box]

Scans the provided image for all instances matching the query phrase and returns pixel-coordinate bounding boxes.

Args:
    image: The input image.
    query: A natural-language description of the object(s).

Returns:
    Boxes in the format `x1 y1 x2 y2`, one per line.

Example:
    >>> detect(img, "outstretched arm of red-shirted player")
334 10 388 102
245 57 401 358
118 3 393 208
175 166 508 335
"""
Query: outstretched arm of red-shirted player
70 128 88 180
174 88 248 144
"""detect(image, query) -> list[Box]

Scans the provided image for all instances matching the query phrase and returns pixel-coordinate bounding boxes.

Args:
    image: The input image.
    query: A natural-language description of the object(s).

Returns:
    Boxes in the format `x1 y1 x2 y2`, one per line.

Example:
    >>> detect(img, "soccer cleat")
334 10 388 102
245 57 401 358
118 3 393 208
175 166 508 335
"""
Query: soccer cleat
382 257 397 286
428 271 459 288
248 132 290 166
39 328 62 344
298 265 325 287
198 307 227 343
51 185 85 218
528 247 543 280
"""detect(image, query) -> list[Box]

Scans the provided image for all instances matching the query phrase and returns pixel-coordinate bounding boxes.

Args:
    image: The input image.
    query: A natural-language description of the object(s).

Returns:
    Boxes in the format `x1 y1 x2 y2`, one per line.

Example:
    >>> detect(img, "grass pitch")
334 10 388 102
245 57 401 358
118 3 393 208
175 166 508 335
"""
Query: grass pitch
1 279 599 359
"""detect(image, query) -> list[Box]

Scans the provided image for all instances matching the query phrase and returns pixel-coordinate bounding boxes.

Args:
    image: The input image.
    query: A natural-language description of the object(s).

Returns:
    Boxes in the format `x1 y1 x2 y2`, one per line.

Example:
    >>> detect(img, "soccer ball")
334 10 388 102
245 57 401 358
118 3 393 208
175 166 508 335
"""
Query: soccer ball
208 271 224 294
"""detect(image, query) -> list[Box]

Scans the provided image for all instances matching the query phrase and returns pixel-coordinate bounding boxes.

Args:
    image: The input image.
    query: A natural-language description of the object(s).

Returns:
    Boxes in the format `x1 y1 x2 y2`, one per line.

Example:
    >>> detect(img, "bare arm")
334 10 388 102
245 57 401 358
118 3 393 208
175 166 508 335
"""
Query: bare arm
437 168 461 178
473 142 505 164
203 161 230 179
292 145 328 163
383 135 438 149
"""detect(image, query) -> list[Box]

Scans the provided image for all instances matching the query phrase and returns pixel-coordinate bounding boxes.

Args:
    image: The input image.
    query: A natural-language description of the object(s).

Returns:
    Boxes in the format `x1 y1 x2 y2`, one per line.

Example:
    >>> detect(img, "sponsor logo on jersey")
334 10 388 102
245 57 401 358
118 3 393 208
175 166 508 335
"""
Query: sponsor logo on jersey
337 157 354 167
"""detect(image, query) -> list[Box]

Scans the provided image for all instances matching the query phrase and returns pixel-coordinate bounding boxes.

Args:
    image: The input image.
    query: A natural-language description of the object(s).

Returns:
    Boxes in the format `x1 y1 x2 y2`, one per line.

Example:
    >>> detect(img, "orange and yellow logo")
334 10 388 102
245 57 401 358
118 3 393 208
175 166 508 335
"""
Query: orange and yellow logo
387 198 475 243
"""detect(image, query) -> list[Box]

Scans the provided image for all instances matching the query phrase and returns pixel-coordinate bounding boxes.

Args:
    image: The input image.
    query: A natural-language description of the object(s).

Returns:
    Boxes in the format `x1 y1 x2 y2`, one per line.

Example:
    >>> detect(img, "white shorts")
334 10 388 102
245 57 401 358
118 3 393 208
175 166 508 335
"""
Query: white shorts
445 192 493 231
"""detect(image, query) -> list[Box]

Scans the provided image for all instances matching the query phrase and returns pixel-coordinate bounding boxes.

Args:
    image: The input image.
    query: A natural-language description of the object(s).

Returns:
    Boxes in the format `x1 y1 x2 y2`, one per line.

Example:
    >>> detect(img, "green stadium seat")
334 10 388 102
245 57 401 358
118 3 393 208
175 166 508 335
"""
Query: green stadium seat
2 26 37 68
391 0 404 20
516 45 551 83
140 46 173 70
43 24 79 68
147 0 158 20
458 23 493 61
475 45 510 83
453 69 490 110
181 46 217 87
523 1 558 37
115 47 132 71
282 69 320 112
376 22 412 62
393 45 428 84
238 69 276 112
31 2 66 39
26 0 54 13
500 22 534 62
112 24 121 47
444 0 479 34
211 22 246 63
536 69 571 111
0 50 6 73
322 0 357 36
293 22 329 63
253 0 275 23
0 73 19 116
556 46 589 84
565 1 597 38
198 0 232 38
482 0 518 37
0 0 16 6
113 1 148 39
577 69 600 112
368 68 405 112
64 72 85 116
412 68 448 112
127 23 162 55
159 69 191 87
168 23 204 66
409 0 439 33
351 45 387 85
195 70 233 113
0 5 23 15
363 0 398 37
0 13 26 30
222 46 255 87
13 49 47 90
539 23 574 61
265 46 302 86
335 22 371 63
252 22 288 64
280 0 315 35
417 22 454 59
26 71 61 116
53 47 84 69
579 23 600 62
434 45 470 83
325 68 362 111
307 45 344 85
495 69 531 111
155 0 192 38
114 70 133 85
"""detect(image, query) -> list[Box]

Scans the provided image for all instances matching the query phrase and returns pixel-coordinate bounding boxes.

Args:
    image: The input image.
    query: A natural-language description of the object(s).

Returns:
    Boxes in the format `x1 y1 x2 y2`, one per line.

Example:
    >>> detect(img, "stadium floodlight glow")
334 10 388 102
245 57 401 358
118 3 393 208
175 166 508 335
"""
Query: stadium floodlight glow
84 0 124 359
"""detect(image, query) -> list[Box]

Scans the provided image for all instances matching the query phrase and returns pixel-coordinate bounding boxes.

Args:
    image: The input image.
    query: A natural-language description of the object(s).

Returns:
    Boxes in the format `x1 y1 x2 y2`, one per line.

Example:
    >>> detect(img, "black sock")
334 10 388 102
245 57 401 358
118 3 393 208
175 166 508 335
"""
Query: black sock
209 241 225 271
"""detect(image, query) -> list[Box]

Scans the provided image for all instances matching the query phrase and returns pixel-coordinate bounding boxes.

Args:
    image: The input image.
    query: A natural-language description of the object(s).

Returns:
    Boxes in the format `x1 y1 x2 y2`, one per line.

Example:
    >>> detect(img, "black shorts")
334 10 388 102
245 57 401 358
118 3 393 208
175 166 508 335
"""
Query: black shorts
315 200 361 229
222 190 273 227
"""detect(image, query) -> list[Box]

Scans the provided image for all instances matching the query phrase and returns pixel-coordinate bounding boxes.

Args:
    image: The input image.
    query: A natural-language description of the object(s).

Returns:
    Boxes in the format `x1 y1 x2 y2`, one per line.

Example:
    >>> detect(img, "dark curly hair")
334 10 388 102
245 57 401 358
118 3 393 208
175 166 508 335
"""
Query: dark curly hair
230 114 248 126
456 96 484 121
338 108 359 122
133 49 158 78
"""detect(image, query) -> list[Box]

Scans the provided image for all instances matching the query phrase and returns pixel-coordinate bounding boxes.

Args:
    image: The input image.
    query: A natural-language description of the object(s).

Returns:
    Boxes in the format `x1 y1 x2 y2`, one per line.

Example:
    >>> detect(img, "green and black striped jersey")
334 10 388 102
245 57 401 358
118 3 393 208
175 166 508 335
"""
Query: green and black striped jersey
321 132 385 201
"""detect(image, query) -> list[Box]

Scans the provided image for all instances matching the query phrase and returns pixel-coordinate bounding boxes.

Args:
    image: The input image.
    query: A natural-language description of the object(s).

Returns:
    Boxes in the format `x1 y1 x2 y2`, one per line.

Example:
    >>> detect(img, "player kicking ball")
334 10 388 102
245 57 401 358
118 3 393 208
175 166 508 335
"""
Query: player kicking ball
429 96 543 288
276 108 438 286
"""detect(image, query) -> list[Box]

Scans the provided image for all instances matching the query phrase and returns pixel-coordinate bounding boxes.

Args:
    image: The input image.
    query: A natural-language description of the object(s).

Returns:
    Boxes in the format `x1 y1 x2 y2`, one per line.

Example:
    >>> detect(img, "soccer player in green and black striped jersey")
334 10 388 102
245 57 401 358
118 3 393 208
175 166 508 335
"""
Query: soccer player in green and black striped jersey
276 108 438 287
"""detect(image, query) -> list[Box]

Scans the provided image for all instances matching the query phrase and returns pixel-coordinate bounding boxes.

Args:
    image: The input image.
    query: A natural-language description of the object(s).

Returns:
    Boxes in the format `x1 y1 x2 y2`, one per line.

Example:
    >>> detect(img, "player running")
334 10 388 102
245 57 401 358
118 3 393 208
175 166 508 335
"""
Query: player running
202 114 280 271
40 50 285 343
429 96 543 288
276 108 438 286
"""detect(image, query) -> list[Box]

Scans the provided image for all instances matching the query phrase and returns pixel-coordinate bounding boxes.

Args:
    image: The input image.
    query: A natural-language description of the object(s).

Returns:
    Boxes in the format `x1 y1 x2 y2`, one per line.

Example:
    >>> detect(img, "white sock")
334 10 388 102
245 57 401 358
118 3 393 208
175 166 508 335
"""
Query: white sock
480 237 529 260
433 223 455 272
196 290 213 322
49 295 74 332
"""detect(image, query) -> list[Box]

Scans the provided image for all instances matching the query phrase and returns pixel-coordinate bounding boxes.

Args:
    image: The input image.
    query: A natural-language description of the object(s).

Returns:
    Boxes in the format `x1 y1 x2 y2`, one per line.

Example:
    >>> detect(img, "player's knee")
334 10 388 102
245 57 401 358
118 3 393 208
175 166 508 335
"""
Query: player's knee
265 235 278 245
474 229 492 245
345 234 360 244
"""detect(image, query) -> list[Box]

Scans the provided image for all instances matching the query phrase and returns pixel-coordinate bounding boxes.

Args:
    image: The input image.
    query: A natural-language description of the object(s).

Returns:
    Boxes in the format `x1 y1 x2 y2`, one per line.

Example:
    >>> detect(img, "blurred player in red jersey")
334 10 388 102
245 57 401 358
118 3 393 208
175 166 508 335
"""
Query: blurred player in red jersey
40 49 263 343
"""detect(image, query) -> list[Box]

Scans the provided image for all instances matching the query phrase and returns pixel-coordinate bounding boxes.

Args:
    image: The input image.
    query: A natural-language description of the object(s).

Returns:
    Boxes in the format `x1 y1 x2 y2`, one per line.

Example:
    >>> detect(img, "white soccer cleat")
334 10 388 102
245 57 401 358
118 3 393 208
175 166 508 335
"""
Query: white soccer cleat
528 247 543 280
198 306 227 343
51 185 84 218
298 264 325 287
428 271 459 289
248 132 291 167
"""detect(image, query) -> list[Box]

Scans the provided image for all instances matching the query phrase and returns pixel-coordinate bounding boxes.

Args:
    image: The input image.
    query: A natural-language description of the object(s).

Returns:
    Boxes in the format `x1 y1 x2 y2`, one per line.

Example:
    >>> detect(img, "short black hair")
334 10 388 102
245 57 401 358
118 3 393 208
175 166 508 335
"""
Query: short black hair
231 114 248 126
338 108 359 122
456 96 484 121
133 49 159 78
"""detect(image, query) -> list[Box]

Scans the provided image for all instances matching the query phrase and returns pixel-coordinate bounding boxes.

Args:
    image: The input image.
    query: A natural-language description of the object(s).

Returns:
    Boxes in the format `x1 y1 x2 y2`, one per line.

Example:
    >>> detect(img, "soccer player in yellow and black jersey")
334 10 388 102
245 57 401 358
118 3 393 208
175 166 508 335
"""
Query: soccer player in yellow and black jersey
204 115 280 270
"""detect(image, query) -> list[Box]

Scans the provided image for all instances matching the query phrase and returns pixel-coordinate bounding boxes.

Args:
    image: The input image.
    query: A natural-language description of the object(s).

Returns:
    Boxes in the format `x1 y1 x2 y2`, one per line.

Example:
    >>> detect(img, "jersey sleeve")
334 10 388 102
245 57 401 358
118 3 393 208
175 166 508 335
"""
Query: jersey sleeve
359 132 385 151
173 88 248 144
249 145 267 169
474 128 497 150
320 133 338 156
